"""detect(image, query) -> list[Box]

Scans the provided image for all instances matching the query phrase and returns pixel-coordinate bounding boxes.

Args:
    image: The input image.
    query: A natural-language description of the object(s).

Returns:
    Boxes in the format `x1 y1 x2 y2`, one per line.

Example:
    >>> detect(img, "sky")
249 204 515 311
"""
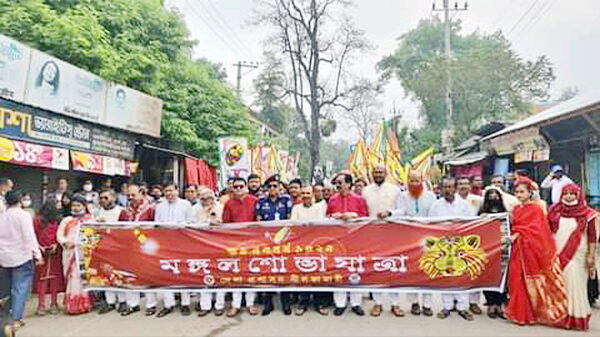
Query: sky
164 0 600 142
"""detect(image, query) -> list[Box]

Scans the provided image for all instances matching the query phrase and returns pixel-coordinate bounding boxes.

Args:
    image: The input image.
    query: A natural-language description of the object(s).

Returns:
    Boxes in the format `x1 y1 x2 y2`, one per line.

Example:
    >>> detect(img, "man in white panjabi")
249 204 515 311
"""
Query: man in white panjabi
456 176 484 316
96 189 125 315
387 169 436 317
152 183 193 317
429 176 475 321
361 165 404 317
193 188 227 317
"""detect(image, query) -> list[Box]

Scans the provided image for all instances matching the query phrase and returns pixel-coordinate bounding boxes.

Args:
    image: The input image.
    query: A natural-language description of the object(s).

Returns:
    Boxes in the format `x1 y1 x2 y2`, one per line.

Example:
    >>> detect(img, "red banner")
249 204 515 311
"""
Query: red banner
79 216 510 292
0 136 69 170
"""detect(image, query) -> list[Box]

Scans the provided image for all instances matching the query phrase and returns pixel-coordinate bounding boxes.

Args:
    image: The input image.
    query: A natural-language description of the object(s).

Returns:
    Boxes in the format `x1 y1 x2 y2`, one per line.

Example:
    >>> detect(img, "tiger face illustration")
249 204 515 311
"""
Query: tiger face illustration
419 235 488 280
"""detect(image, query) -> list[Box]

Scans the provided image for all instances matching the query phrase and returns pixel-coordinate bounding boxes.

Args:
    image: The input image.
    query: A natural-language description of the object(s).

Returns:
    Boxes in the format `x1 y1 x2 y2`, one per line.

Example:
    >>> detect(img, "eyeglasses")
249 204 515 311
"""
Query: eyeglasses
268 184 279 189
233 185 245 190
99 196 110 200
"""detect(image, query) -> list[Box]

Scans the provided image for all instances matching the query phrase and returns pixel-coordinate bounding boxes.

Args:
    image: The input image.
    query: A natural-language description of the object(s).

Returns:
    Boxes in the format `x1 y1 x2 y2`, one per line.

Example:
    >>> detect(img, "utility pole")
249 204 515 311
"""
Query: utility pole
233 61 259 100
432 0 468 151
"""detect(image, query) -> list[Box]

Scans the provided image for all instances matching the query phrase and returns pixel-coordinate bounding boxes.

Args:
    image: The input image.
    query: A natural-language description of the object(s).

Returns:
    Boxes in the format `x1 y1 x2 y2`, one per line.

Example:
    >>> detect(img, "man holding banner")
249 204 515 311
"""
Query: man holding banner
327 172 368 316
389 169 437 317
222 177 259 317
428 176 475 321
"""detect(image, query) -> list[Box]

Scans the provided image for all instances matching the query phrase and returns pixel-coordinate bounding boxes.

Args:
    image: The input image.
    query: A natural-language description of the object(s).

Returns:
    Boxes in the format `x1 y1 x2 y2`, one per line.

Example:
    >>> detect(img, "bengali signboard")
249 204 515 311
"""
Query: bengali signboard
24 49 107 124
219 138 250 188
71 150 130 176
0 35 31 102
0 136 68 170
0 99 135 160
105 84 162 138
78 216 510 292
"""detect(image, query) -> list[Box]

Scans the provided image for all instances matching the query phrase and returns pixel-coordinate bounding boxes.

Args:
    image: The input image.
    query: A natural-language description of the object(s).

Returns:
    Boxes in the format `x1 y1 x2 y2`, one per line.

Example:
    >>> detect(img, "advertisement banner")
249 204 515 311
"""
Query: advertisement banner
219 138 250 188
105 84 162 138
0 136 68 170
71 150 130 176
24 49 107 124
0 35 31 102
0 99 135 160
78 216 510 292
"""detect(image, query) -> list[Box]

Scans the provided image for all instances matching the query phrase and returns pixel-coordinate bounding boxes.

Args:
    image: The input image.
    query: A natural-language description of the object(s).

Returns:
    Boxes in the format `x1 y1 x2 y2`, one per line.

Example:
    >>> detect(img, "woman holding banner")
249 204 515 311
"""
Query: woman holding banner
548 183 598 330
504 177 568 327
56 194 93 315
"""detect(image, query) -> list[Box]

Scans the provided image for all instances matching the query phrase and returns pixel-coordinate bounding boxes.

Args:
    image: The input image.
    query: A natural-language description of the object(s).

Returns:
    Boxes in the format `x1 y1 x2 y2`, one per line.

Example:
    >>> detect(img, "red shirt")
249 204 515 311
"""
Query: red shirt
119 199 155 221
326 192 368 217
222 195 258 223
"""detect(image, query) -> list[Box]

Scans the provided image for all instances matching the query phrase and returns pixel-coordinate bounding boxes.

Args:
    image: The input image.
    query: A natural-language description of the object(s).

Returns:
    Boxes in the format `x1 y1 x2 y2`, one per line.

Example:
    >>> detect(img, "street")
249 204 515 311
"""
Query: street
17 296 600 337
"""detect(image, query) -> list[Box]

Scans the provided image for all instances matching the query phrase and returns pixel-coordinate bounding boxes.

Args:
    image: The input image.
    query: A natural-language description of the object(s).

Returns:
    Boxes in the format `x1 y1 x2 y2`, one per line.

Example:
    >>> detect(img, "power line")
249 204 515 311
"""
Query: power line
513 0 556 40
195 0 254 56
183 0 247 56
507 0 542 37
205 0 256 57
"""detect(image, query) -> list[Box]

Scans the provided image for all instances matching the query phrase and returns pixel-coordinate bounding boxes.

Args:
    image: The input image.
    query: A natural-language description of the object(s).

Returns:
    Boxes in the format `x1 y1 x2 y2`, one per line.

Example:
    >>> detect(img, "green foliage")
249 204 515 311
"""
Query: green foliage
0 0 256 165
379 17 555 146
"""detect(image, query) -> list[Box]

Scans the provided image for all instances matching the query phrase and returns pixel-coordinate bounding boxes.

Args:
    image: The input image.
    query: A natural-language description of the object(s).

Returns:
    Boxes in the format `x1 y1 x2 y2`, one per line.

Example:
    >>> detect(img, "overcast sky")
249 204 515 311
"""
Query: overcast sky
165 0 600 142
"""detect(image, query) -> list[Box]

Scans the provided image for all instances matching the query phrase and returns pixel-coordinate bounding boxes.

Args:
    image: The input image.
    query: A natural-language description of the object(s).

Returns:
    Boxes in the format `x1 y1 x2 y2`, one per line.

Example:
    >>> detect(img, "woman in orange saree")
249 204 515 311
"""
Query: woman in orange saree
504 177 568 327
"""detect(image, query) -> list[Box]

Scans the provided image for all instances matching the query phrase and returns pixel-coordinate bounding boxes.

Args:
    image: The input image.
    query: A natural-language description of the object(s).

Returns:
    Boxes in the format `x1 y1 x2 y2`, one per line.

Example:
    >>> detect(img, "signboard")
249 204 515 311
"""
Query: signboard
71 150 130 176
488 127 549 156
0 136 68 170
105 84 162 138
78 216 510 292
0 35 31 102
219 138 250 188
24 50 107 123
0 99 135 160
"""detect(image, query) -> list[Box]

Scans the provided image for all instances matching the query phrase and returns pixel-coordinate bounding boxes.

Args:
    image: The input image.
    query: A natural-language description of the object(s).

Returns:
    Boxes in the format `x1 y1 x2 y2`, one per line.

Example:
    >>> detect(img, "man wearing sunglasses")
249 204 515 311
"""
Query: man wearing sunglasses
255 174 294 316
221 177 259 317
326 171 368 316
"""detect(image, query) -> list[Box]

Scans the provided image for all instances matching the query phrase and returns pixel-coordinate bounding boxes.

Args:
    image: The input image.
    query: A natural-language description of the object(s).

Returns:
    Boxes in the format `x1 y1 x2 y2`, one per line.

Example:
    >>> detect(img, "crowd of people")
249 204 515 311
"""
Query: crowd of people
0 163 597 333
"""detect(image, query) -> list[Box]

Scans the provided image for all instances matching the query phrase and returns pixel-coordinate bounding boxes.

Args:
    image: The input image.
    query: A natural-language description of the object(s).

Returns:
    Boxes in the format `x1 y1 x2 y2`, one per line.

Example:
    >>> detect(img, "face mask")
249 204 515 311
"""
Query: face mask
153 194 161 201
21 200 32 208
72 209 85 216
562 199 578 206
83 184 93 192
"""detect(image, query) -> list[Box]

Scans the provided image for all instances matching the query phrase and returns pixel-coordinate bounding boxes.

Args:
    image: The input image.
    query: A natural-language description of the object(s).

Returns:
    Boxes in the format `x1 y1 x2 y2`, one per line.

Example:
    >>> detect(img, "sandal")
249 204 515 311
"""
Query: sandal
370 304 382 317
391 305 405 317
36 307 46 316
437 309 451 319
317 306 329 316
458 310 474 321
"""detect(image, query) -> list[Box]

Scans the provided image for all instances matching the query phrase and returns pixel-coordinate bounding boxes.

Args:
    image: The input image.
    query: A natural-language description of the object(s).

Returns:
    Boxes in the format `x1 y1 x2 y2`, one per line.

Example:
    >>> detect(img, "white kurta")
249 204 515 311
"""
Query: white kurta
362 182 399 217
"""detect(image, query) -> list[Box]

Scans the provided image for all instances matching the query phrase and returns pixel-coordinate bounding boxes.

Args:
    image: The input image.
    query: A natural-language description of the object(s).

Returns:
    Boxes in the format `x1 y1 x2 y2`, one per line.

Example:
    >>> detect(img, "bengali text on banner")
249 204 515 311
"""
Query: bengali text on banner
77 215 510 293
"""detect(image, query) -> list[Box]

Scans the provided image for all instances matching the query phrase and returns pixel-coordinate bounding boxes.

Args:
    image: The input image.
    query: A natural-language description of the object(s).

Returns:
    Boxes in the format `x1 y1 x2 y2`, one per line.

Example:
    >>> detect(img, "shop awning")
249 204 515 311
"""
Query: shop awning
445 151 488 166
482 89 600 141
141 143 189 158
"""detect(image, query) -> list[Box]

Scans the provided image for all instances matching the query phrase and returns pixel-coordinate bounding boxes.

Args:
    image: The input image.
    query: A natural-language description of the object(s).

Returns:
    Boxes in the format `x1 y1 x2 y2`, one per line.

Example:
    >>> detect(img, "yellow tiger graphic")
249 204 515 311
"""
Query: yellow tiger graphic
419 235 488 280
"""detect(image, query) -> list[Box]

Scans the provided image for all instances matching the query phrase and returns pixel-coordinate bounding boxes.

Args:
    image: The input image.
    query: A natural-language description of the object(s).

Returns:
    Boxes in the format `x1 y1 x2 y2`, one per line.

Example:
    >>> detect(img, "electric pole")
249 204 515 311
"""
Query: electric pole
233 61 259 100
432 0 468 151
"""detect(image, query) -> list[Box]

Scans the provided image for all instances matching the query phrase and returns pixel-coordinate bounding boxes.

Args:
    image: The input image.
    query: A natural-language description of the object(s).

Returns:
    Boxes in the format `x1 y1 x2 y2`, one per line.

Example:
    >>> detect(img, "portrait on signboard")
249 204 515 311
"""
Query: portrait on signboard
115 88 126 109
34 60 60 95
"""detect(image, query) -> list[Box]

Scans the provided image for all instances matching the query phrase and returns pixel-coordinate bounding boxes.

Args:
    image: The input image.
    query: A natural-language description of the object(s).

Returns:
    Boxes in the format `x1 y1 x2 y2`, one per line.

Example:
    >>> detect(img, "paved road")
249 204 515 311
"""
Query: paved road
16 296 600 337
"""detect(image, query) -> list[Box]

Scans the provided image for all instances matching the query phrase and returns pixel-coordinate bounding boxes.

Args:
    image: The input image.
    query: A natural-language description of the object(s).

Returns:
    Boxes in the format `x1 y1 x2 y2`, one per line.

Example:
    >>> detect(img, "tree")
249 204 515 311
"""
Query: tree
254 0 370 179
558 86 579 102
253 51 289 132
0 0 256 164
378 17 555 146
343 79 384 143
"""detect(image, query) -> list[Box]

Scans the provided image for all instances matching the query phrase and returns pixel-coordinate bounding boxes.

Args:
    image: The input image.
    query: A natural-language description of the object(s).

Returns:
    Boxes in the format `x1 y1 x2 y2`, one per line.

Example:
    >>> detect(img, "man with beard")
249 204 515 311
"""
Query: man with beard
363 165 403 317
291 185 329 316
385 169 436 317
429 176 474 321
327 172 368 316
118 184 155 316
247 174 262 198
96 189 125 314
322 181 334 203
455 176 483 315
254 174 294 316
479 186 508 319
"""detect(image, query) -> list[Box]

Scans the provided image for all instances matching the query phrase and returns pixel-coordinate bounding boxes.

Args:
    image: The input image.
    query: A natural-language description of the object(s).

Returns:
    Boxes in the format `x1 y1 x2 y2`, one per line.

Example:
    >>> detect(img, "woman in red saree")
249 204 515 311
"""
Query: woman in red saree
33 201 65 315
548 183 598 330
504 177 568 326
56 194 93 315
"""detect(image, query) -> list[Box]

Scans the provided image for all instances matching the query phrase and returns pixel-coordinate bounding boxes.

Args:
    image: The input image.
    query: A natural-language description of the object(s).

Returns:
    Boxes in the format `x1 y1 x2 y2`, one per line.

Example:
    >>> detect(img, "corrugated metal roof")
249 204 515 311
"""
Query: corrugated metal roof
482 90 600 141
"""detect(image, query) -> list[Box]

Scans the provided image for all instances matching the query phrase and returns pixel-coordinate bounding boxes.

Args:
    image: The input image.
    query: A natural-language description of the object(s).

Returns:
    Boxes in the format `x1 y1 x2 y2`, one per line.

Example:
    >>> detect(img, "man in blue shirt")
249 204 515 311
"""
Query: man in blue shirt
255 174 293 316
